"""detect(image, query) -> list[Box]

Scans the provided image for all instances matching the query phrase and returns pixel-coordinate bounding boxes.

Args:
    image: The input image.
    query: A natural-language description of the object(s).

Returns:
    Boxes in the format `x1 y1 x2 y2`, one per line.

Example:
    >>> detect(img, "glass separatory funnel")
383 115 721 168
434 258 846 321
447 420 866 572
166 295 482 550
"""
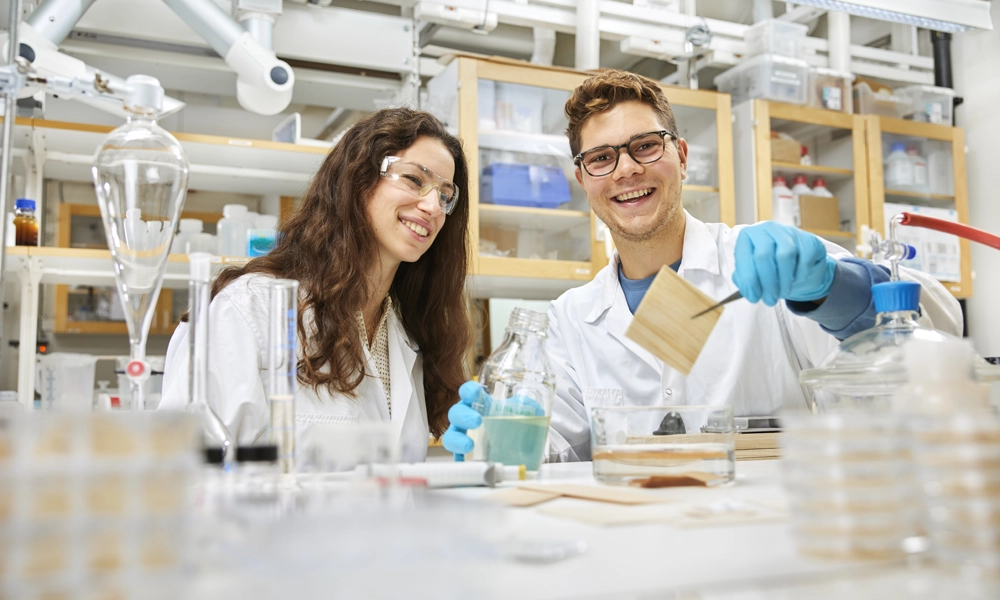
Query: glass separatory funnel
93 75 189 411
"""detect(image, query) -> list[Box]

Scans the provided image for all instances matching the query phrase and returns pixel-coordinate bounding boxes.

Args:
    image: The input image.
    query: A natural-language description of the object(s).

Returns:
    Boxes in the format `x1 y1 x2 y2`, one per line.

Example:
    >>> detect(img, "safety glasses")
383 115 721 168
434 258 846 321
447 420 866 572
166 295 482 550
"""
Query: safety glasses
380 156 460 215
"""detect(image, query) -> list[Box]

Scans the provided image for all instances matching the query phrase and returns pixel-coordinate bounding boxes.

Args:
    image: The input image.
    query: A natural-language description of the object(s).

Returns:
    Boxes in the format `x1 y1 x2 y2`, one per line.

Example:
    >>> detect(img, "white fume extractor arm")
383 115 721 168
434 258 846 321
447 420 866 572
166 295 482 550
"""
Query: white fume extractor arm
161 0 295 115
4 0 185 117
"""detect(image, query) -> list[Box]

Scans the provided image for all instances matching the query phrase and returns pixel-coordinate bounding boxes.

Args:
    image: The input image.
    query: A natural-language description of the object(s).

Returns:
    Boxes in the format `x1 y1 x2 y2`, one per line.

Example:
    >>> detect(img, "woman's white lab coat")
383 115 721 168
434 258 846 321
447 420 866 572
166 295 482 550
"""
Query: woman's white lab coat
545 211 963 462
159 273 431 463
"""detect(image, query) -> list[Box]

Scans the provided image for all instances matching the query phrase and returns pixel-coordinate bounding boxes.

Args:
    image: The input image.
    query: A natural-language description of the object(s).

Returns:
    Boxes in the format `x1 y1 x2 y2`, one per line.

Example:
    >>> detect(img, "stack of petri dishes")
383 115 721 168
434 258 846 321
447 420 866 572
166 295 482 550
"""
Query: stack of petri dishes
782 412 917 560
911 413 1000 574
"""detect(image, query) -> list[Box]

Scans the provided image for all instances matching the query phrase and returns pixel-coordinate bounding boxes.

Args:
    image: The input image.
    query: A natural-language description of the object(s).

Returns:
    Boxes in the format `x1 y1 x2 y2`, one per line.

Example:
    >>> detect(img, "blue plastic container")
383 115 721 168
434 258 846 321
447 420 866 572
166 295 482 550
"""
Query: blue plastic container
481 163 571 209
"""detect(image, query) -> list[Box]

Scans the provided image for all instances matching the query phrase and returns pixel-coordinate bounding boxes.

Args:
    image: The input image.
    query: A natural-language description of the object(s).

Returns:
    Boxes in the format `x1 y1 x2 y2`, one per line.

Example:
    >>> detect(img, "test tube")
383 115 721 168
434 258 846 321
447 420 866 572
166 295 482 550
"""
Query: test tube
268 279 299 474
186 252 235 465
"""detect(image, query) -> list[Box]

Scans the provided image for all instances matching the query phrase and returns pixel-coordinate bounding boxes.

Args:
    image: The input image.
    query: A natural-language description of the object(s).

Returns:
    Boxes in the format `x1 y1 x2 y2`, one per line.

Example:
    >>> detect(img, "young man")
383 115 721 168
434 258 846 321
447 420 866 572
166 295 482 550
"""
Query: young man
444 70 962 462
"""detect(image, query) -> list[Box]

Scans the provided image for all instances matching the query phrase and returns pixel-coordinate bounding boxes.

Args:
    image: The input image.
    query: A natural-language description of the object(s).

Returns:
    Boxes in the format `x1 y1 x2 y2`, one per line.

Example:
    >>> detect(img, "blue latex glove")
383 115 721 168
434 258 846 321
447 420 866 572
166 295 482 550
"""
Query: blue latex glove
442 381 485 461
442 381 545 461
732 221 837 306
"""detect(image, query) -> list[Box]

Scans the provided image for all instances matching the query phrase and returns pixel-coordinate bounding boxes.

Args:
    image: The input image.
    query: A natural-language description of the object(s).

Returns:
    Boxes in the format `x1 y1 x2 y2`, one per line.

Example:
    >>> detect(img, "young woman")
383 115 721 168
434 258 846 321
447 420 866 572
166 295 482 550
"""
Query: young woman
160 108 472 462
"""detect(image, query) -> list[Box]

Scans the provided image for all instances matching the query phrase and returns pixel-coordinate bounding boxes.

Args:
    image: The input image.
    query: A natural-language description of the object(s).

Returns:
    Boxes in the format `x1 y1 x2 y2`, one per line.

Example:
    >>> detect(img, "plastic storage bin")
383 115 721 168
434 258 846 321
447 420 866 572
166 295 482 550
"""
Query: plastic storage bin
714 54 809 106
809 67 854 113
853 82 909 118
896 85 955 125
744 19 808 58
685 145 717 186
481 163 571 209
495 83 543 133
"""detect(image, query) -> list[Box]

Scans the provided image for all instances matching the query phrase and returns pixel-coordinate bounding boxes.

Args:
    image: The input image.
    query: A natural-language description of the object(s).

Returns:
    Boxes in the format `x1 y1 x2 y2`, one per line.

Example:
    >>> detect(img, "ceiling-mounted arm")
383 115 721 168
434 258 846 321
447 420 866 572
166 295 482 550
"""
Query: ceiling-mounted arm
9 0 185 117
161 0 294 115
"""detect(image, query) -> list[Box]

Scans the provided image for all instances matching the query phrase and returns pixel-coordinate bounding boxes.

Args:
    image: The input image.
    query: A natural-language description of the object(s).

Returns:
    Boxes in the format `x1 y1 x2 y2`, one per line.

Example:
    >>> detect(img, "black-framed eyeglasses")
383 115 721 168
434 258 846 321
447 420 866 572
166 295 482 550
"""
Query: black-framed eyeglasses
574 130 678 177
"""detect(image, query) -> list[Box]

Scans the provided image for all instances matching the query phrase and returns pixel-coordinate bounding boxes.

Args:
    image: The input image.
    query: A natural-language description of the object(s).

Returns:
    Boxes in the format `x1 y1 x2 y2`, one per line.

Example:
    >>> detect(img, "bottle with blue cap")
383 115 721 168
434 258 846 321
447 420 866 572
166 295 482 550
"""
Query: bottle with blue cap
13 198 38 246
885 141 915 191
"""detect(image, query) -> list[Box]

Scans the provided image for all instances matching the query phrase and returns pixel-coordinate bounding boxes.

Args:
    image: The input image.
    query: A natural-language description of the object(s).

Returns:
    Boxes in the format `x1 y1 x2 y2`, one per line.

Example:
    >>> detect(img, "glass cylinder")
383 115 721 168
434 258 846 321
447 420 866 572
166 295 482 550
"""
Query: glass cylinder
92 75 188 411
470 308 555 471
268 279 299 474
185 252 234 465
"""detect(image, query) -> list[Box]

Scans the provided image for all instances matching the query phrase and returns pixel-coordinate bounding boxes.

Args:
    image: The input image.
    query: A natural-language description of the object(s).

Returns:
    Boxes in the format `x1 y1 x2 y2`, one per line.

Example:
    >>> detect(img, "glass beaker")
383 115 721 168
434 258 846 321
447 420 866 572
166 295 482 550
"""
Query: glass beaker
470 308 555 471
93 75 189 411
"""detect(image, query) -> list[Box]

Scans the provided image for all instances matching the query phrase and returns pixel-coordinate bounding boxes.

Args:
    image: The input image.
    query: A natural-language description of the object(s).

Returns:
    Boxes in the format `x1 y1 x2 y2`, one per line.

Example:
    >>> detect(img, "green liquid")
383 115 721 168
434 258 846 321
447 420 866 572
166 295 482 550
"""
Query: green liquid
482 415 550 471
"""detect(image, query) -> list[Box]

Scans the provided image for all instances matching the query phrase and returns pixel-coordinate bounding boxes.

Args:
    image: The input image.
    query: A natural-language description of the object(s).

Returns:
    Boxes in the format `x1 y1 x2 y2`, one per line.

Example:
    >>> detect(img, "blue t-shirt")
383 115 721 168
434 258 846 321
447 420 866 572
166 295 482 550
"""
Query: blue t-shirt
618 259 681 314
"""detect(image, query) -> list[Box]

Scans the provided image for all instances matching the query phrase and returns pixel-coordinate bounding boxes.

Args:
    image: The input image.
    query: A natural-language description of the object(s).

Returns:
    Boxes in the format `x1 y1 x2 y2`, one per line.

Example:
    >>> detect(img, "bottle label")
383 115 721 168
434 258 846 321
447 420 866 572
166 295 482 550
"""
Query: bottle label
822 86 842 111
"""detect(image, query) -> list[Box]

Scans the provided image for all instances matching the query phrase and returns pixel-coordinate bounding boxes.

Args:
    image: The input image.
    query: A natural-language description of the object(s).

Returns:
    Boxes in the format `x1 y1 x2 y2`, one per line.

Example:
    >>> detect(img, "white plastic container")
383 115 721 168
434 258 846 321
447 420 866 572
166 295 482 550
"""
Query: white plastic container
809 67 854 113
714 54 809 106
771 175 798 226
171 218 203 254
35 353 99 410
884 142 914 190
685 145 717 186
187 232 217 254
810 178 833 197
896 85 954 125
853 83 909 118
791 174 813 198
907 146 929 194
217 204 249 257
744 19 808 58
495 83 543 133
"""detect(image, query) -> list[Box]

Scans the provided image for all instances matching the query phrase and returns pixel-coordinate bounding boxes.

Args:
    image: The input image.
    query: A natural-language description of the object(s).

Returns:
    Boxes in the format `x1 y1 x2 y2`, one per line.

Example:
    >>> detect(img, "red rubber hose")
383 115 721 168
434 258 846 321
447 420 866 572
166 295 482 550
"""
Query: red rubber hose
899 212 1000 252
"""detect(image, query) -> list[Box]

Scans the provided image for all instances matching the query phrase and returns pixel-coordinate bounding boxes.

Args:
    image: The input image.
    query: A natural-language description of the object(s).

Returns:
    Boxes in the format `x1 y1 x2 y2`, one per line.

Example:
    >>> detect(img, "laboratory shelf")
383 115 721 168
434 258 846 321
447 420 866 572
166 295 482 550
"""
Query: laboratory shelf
682 185 720 203
804 228 856 240
479 204 590 232
10 118 330 197
478 130 572 157
883 189 955 202
771 162 853 182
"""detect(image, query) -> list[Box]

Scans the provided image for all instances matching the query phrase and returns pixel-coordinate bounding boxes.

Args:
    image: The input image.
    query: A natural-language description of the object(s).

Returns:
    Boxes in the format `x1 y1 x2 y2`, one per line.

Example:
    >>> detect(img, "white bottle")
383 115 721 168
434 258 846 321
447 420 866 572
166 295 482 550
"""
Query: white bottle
771 176 798 227
791 174 813 197
884 142 914 191
893 338 990 415
171 218 203 254
810 178 834 197
188 232 217 254
217 204 249 257
906 146 929 194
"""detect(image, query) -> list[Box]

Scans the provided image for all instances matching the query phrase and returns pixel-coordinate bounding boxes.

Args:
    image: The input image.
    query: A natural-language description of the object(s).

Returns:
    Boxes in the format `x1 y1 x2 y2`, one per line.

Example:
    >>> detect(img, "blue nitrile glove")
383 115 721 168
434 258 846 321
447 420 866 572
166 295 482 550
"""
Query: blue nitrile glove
442 380 545 461
732 221 837 307
443 381 487 461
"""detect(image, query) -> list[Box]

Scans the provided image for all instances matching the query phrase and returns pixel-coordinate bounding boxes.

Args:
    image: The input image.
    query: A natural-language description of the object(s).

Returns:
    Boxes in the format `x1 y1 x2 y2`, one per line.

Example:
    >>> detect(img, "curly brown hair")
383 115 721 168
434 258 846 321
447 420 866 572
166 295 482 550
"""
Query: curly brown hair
208 108 471 437
564 69 678 157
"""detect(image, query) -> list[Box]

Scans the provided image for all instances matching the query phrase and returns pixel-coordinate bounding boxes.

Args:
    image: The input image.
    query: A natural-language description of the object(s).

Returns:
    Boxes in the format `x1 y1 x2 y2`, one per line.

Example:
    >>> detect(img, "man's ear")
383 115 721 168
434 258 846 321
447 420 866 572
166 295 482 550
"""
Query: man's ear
575 167 584 187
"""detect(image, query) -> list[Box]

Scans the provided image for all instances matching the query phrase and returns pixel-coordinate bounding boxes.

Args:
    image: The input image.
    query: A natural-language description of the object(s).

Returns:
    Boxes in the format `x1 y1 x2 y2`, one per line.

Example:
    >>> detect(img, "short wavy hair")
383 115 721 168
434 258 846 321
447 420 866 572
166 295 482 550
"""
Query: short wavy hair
564 69 678 157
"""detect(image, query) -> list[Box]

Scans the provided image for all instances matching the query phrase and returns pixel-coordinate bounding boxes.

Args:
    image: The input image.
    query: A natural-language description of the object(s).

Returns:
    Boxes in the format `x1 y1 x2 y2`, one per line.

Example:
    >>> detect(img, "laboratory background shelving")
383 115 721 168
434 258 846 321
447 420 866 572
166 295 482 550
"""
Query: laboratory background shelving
735 100 870 251
865 115 972 298
426 55 736 300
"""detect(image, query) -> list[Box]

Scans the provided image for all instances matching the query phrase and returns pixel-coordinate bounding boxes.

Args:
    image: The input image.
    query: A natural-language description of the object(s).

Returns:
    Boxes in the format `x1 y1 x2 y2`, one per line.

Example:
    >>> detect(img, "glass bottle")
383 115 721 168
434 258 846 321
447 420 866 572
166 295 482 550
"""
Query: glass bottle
470 308 555 470
13 199 38 246
93 75 189 411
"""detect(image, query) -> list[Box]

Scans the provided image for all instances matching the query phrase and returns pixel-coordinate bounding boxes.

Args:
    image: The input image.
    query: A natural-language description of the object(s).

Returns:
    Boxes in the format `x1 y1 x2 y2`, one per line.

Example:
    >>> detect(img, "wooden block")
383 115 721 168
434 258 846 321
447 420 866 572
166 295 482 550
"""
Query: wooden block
486 487 560 507
735 432 781 451
517 483 673 505
625 266 724 376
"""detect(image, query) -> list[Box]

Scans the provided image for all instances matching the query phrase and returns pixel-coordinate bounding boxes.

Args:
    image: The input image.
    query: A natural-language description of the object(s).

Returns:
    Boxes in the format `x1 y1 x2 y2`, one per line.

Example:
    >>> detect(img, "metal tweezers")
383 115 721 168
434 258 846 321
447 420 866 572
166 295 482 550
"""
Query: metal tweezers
690 291 743 319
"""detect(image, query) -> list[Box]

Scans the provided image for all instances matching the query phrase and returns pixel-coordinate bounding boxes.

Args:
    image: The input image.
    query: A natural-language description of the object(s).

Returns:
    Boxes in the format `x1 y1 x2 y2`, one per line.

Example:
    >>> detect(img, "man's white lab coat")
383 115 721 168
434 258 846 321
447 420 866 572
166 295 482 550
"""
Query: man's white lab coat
159 273 431 463
546 212 962 462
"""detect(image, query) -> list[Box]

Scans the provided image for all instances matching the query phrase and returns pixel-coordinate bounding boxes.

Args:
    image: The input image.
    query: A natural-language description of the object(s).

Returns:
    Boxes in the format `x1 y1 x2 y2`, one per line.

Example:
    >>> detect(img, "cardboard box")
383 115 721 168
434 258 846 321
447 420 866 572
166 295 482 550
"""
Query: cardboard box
771 138 801 164
798 194 840 231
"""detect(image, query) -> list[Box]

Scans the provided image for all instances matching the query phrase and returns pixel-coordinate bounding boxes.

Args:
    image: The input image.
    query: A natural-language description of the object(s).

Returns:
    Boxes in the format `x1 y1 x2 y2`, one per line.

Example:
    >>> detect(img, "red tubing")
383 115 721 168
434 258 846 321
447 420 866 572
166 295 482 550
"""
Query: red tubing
899 212 1000 252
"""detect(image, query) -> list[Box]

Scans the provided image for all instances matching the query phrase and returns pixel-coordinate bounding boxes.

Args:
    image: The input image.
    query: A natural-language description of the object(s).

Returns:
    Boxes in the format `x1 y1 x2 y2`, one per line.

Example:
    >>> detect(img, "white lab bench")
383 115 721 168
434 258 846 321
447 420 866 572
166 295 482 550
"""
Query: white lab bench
192 459 994 599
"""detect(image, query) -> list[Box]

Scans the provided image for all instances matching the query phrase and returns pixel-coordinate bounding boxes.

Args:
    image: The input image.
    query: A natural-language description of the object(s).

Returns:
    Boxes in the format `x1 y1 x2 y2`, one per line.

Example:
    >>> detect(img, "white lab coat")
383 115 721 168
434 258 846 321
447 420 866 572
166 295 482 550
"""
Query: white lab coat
159 273 431 463
546 211 963 462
